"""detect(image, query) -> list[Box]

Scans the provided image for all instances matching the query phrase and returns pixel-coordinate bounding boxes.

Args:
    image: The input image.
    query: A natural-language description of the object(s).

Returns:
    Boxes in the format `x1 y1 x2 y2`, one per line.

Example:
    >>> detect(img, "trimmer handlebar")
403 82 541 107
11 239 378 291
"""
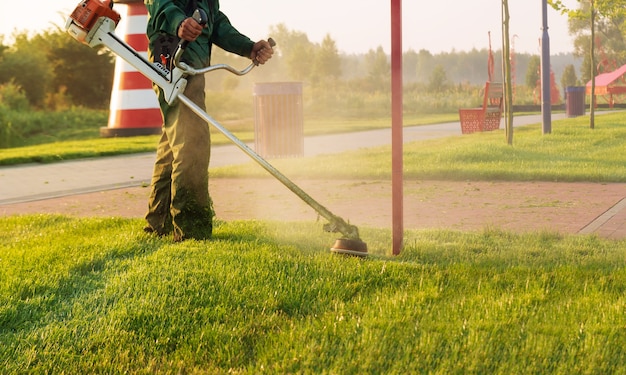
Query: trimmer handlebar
174 36 276 77
173 6 275 76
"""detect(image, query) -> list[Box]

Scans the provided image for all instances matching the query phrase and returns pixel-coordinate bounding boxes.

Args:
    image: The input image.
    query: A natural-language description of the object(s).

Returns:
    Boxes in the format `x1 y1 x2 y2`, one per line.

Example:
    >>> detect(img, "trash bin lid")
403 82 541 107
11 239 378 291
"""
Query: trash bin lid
254 82 303 96
566 86 586 93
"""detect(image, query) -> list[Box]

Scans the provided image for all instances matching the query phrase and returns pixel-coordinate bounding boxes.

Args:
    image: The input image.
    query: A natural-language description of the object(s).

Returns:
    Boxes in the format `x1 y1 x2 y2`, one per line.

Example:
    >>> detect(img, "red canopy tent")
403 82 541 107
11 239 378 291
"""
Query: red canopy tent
586 63 626 107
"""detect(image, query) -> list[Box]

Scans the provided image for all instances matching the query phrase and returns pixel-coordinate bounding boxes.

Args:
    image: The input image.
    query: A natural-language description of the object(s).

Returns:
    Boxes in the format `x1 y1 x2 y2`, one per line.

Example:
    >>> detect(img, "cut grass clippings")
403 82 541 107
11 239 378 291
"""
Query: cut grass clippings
1 215 625 373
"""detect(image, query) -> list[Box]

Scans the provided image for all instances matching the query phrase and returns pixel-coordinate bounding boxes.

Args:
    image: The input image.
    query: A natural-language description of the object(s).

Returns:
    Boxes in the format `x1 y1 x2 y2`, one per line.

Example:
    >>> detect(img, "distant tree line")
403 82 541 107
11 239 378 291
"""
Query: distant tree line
0 22 590 112
226 23 582 93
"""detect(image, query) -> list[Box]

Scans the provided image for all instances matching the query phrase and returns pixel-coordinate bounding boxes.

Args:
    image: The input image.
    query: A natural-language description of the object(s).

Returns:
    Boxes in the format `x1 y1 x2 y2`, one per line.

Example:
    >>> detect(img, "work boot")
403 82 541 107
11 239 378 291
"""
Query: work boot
172 221 213 242
171 192 214 242
143 225 167 237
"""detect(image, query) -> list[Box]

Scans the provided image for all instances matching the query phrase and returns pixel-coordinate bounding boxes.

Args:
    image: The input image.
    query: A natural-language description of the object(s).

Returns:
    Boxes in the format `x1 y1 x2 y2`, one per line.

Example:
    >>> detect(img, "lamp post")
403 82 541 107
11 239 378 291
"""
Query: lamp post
541 0 552 134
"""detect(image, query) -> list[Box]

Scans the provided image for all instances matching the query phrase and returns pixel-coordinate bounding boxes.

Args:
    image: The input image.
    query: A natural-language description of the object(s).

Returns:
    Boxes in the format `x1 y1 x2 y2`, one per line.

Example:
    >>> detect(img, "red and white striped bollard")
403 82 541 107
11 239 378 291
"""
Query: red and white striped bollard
102 0 162 137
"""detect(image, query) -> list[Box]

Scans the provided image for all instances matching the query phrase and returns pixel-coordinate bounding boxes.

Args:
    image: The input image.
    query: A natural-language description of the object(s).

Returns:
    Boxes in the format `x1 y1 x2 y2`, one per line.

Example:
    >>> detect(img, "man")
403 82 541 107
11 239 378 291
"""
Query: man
143 0 273 241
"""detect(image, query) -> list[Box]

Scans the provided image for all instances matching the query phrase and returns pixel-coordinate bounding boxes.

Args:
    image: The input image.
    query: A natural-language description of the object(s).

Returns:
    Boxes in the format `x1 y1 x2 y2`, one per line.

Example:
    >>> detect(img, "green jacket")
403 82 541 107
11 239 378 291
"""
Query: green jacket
144 0 255 68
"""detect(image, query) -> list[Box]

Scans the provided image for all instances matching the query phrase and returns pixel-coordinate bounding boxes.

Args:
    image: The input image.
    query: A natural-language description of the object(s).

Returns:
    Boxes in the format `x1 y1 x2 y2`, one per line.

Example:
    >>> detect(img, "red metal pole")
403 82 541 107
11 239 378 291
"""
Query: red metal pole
391 0 403 255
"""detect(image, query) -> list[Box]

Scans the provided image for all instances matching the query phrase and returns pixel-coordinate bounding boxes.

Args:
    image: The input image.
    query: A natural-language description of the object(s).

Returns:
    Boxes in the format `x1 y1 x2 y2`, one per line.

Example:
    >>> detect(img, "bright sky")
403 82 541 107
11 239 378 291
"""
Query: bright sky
0 0 579 55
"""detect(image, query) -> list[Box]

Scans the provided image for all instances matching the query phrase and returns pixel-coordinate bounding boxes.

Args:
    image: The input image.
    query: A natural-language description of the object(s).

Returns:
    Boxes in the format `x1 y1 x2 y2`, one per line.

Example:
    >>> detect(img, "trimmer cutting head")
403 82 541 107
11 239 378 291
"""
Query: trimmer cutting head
330 238 368 258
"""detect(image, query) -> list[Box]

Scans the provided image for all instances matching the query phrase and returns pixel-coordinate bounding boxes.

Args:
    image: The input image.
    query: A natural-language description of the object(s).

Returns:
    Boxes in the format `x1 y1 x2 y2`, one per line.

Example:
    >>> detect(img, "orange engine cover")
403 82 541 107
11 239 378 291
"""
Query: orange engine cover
70 0 121 31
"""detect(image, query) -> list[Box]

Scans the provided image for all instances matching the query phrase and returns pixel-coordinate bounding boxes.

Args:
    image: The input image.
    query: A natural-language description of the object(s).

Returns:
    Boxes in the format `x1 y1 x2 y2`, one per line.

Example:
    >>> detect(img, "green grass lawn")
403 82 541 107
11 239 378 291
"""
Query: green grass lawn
1 215 625 373
2 112 626 372
0 113 457 165
211 112 626 183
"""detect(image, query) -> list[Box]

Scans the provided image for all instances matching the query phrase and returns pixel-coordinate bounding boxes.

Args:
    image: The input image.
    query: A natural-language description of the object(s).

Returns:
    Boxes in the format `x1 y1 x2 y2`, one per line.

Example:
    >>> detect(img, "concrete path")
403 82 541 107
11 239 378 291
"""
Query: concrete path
0 114 558 204
1 113 625 239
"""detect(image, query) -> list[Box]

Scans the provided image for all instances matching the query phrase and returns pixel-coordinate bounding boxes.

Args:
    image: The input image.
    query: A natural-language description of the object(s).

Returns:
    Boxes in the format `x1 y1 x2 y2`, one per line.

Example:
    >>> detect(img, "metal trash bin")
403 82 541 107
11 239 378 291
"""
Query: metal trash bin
253 82 303 158
566 86 586 117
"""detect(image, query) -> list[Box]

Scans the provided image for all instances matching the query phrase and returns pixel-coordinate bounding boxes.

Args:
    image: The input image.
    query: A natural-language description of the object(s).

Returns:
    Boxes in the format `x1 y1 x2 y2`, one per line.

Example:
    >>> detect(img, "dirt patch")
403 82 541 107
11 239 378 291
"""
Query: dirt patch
2 178 625 238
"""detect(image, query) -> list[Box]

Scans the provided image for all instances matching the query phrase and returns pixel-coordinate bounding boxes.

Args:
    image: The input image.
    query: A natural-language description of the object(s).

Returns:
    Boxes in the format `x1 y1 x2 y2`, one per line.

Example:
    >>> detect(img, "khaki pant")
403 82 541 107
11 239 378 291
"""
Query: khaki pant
145 74 214 241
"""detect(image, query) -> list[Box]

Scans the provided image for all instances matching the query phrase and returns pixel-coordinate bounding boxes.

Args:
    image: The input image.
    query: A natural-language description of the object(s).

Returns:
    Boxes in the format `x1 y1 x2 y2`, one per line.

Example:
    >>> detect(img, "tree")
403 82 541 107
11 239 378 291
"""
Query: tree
402 49 419 82
525 55 541 89
269 24 315 82
286 42 314 81
561 64 579 89
415 49 434 84
365 46 390 90
44 28 115 108
0 33 53 107
549 0 626 129
0 40 8 57
502 0 514 145
554 0 626 67
313 34 342 82
427 65 450 92
0 29 115 109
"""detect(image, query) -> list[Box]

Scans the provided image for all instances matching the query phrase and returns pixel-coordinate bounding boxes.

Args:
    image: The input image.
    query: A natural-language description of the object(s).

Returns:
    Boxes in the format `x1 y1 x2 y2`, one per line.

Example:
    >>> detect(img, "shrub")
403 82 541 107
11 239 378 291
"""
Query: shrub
0 104 14 148
0 107 107 149
0 81 30 111
0 82 30 148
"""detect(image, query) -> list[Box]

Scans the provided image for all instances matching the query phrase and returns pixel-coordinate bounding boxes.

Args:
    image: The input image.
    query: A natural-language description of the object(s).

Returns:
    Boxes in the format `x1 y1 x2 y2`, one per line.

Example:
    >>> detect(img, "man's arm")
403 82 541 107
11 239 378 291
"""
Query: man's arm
210 11 255 58
145 0 187 36
250 40 274 65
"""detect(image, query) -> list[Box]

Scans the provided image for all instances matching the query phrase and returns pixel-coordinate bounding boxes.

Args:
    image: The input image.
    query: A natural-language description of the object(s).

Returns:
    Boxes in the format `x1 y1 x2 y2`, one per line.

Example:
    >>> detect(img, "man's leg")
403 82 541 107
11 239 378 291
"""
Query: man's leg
165 74 213 241
145 131 174 235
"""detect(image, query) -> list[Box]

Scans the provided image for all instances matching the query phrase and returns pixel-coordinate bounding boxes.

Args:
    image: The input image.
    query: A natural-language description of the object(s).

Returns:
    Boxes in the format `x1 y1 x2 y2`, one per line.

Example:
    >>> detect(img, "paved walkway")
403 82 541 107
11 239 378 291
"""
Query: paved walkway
0 114 554 204
1 113 625 239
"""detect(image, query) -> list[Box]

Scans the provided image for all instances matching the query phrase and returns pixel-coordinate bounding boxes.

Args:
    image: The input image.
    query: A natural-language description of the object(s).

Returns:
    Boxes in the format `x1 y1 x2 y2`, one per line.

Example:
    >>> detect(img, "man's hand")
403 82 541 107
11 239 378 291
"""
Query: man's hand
178 17 204 42
250 40 274 65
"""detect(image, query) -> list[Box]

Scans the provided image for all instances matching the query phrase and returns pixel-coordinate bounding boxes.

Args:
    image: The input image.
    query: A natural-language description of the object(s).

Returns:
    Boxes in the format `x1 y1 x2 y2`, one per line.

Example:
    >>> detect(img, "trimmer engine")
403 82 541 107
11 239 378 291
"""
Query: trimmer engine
65 0 187 104
70 0 120 30
67 0 121 44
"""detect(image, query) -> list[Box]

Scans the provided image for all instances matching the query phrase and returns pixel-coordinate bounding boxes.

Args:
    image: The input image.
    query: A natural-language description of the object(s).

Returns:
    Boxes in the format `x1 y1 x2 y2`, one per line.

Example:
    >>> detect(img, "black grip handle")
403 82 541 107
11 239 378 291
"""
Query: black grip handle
179 8 208 50
252 37 276 66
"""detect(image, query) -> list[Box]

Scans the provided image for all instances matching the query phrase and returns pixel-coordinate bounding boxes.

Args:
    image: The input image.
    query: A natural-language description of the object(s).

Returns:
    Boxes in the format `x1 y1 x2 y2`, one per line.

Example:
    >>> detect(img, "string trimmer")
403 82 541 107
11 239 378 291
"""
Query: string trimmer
65 0 368 256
